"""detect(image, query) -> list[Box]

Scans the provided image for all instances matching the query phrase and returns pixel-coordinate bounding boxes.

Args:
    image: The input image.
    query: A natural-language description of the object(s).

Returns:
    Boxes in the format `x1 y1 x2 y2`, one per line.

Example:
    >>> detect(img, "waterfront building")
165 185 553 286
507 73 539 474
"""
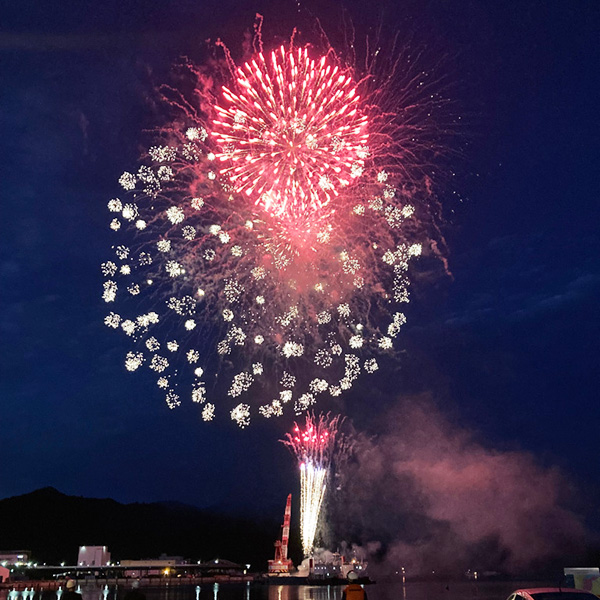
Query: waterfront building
77 546 111 567
120 557 179 578
0 551 31 566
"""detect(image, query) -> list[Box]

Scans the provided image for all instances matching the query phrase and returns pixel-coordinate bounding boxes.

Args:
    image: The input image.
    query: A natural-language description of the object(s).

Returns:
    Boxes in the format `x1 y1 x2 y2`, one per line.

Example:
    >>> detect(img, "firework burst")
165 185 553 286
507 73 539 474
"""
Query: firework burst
282 413 349 556
100 25 449 427
213 45 368 223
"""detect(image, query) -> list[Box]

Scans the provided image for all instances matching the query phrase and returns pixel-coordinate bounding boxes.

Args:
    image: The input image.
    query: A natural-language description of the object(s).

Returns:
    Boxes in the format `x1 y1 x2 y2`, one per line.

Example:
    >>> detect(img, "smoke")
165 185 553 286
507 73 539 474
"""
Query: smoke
327 395 588 576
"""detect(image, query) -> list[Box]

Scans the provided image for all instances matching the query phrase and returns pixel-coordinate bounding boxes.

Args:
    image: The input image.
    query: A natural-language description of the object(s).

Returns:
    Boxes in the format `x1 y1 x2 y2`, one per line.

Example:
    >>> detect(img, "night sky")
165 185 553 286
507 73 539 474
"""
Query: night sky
1 0 599 546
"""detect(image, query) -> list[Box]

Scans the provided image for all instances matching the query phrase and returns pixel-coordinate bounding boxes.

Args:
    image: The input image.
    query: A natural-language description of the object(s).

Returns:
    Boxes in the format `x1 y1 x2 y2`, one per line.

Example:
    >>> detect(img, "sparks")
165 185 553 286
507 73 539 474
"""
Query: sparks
100 26 450 424
282 413 349 556
213 46 368 224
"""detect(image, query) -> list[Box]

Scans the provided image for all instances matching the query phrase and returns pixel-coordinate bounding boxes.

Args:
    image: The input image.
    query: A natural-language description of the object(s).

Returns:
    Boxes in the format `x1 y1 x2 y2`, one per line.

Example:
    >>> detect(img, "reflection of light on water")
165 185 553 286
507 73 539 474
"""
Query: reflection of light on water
245 582 250 600
269 584 290 600
299 586 341 600
102 585 109 600
213 582 219 600
196 586 201 600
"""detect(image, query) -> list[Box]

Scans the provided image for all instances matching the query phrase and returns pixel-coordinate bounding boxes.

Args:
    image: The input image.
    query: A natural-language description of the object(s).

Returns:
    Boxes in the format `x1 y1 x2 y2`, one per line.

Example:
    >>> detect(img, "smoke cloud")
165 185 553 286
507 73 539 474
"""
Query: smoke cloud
327 395 588 576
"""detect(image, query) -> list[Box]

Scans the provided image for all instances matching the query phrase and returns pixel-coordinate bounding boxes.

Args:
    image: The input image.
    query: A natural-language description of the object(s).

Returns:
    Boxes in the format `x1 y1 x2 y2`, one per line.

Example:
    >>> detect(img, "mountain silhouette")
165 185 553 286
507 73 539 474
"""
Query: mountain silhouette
0 488 278 567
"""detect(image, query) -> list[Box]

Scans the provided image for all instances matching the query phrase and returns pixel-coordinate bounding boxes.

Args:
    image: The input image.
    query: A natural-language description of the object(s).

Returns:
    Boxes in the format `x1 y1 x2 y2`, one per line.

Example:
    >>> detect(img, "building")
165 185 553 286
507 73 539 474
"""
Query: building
0 551 31 566
199 559 245 576
121 557 178 578
77 546 111 567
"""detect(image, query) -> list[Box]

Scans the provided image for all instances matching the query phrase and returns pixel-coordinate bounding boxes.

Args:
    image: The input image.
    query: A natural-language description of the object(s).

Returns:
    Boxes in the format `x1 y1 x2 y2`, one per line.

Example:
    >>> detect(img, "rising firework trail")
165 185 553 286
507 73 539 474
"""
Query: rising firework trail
282 413 348 556
100 19 450 426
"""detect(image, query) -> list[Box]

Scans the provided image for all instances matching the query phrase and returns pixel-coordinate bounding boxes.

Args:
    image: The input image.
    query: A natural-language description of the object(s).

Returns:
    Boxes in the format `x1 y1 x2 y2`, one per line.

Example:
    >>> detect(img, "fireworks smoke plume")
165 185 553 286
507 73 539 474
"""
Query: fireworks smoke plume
329 396 588 576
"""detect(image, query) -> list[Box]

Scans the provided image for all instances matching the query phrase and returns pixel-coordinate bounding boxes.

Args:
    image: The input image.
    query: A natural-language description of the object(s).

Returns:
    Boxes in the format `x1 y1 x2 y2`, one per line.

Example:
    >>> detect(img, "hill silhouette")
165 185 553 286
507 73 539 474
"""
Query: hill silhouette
0 488 278 567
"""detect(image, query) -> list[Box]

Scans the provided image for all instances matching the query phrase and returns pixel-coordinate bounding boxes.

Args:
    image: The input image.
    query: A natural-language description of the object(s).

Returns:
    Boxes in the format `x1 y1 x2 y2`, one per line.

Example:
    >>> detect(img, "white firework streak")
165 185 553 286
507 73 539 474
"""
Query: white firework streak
300 462 328 556
282 413 351 556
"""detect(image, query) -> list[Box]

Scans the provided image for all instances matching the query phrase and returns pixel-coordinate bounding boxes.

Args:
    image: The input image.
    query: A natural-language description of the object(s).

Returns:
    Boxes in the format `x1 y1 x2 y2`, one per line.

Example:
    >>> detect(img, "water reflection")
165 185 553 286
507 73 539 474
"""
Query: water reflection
266 586 343 600
0 580 554 600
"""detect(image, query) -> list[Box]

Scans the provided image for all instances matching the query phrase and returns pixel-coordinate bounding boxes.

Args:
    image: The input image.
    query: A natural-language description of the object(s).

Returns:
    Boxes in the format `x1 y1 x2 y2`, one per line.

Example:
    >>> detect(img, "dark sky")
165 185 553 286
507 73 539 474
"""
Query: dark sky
1 0 599 528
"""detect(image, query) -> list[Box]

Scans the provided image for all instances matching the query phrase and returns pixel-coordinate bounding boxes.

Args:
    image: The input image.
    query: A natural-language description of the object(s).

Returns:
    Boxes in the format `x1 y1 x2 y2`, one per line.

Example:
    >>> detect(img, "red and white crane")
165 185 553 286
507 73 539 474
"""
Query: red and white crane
268 494 294 575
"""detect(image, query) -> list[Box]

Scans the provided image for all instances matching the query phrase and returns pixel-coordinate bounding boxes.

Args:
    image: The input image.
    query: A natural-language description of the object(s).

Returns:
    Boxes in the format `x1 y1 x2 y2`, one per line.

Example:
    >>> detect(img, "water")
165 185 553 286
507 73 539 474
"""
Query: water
0 581 554 600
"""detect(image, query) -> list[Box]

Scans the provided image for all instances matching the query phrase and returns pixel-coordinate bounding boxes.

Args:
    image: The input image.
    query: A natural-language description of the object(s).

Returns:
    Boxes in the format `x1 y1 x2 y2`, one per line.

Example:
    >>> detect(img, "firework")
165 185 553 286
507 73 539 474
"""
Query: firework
282 413 347 556
101 28 447 426
213 46 368 223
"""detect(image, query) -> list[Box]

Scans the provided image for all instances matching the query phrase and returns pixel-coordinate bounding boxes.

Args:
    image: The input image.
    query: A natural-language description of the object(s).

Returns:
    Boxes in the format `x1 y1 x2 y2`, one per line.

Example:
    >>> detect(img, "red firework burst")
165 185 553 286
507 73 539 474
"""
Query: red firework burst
282 412 344 468
212 45 369 224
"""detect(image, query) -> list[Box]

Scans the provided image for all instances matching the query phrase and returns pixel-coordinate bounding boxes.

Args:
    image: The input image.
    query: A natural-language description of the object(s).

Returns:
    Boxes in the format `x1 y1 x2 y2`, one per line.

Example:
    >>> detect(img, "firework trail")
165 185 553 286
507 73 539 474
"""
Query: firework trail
282 413 349 556
100 22 448 426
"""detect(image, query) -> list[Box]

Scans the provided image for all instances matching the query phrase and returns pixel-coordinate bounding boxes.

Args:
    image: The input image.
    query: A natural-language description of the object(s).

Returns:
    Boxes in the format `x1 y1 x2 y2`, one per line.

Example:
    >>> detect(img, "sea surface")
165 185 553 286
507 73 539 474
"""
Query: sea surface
1 581 556 600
